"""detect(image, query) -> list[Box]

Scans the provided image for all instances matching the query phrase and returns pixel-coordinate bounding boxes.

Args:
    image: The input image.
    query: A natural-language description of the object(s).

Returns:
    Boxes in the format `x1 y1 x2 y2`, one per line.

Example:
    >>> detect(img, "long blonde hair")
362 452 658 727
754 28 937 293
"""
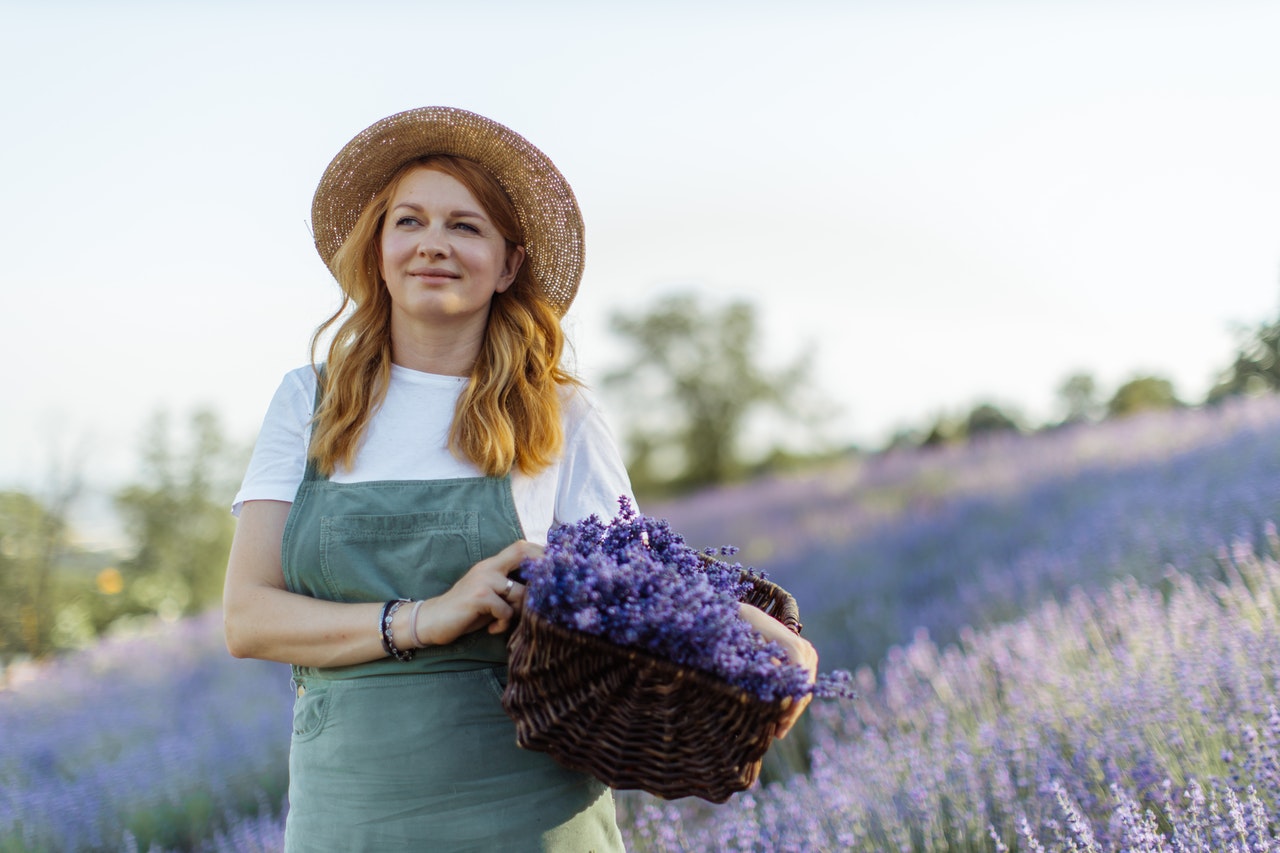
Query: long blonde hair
307 155 577 477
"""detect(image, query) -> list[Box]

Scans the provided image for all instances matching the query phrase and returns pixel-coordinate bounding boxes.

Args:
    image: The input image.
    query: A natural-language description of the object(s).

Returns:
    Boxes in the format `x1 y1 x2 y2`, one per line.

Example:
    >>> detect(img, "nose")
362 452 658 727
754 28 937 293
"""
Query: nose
417 227 449 258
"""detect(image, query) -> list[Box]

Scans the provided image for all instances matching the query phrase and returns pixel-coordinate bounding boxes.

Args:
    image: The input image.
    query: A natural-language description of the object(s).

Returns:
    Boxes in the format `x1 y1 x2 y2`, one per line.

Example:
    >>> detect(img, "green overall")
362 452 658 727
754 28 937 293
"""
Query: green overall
280 451 624 851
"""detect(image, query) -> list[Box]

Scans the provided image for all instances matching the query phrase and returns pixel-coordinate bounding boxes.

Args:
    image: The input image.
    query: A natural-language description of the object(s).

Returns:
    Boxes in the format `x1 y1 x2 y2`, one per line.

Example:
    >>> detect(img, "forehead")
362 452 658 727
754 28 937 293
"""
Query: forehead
388 166 482 209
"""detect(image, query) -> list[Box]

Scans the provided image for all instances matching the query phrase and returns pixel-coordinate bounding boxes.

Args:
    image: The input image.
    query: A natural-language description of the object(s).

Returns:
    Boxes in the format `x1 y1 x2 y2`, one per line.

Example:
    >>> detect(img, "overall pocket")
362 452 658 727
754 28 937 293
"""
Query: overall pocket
319 510 484 658
319 510 480 603
291 681 332 743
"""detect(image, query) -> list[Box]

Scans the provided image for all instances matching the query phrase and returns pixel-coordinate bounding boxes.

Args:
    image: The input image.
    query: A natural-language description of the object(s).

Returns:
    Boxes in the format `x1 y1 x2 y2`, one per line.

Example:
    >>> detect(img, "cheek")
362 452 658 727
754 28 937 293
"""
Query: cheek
377 234 403 280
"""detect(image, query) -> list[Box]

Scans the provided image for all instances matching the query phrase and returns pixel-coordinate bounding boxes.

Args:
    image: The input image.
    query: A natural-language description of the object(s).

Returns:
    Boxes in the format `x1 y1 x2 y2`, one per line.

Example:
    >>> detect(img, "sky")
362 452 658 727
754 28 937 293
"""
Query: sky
4 0 1280 539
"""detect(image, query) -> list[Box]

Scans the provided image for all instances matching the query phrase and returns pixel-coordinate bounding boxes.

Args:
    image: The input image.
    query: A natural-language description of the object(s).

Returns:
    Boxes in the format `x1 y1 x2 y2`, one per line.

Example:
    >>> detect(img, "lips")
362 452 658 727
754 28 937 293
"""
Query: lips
409 268 459 279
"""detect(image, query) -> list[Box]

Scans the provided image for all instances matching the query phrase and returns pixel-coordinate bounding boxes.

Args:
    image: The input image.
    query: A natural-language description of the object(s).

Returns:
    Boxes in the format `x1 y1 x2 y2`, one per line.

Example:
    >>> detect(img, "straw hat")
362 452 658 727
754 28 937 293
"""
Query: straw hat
311 106 584 315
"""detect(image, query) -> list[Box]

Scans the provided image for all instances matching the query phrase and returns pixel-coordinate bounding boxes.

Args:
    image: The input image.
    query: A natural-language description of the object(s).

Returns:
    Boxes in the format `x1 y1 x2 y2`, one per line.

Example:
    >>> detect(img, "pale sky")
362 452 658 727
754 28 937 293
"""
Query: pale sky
4 1 1280 523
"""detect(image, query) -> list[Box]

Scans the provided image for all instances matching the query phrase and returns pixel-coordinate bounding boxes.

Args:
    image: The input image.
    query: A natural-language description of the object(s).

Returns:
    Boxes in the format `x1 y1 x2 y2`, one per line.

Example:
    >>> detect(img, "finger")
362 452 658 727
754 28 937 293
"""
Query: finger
775 701 808 739
775 688 815 739
484 594 516 633
491 539 545 571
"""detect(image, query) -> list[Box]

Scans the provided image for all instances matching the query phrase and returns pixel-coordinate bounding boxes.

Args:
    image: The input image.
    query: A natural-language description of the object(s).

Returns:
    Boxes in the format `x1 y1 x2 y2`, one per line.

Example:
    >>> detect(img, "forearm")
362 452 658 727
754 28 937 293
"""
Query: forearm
224 582 396 668
223 501 533 667
739 602 795 644
223 499 420 668
740 600 818 738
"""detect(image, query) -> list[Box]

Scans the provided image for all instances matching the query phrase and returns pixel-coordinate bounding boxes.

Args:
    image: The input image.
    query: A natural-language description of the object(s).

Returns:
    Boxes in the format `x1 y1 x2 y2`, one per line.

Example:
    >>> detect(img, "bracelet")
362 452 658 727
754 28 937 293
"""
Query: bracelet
409 599 426 647
380 599 415 662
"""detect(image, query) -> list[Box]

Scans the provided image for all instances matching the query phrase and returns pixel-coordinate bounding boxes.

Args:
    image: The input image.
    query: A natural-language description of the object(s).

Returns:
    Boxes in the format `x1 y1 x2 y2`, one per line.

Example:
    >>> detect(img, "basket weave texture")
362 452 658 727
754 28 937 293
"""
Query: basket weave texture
501 572 802 803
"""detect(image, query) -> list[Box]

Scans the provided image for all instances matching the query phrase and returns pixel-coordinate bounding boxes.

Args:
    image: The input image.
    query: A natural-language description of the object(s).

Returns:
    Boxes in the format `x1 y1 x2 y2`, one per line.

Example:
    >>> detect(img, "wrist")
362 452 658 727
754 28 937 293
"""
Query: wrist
389 600 420 651
392 598 437 649
408 599 428 648
380 599 415 662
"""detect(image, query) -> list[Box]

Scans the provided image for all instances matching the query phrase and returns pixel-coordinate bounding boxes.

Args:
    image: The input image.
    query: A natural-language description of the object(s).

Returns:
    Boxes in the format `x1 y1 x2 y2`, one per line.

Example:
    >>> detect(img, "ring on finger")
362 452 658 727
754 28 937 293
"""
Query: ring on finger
501 578 515 600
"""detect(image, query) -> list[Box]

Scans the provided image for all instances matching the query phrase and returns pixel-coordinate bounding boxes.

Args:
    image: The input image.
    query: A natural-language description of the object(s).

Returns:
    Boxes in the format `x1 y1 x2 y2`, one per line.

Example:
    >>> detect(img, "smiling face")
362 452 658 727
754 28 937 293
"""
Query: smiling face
378 166 525 342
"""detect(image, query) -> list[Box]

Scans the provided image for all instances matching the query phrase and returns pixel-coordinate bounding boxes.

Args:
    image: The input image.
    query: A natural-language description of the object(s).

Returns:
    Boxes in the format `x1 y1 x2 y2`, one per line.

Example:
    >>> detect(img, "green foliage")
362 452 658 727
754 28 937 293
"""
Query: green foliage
919 402 1020 447
920 413 961 447
0 409 247 662
964 402 1021 437
0 490 71 659
114 409 245 617
604 294 826 493
1106 375 1182 418
1209 312 1280 401
0 494 150 663
1056 372 1102 424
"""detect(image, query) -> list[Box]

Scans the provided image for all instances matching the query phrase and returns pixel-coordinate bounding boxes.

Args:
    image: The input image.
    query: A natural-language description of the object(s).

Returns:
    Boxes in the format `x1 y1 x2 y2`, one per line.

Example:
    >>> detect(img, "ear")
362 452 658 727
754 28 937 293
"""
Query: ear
496 244 526 293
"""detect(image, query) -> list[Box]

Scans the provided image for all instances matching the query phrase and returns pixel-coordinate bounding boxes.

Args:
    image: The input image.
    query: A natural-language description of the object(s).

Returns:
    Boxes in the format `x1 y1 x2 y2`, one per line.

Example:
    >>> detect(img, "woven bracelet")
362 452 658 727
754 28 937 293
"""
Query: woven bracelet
380 598 415 662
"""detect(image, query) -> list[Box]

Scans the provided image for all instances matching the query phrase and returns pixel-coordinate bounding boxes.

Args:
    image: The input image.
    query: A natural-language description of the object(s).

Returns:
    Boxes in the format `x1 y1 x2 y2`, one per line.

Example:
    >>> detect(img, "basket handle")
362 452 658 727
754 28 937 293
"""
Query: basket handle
764 592 802 635
694 551 804 634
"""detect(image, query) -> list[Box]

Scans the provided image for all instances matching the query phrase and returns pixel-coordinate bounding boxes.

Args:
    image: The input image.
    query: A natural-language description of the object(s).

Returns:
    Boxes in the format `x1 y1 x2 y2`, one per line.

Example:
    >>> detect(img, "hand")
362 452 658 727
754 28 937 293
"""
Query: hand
412 540 542 647
738 603 819 739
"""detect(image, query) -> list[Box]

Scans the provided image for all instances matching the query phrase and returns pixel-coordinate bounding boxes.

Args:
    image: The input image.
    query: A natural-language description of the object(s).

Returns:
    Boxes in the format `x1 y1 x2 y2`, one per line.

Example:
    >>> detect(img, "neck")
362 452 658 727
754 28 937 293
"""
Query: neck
389 313 487 377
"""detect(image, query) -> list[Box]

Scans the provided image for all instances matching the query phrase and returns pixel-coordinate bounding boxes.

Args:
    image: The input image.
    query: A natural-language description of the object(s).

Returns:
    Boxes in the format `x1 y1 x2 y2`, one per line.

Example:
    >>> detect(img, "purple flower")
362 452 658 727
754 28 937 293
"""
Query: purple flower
521 497 850 703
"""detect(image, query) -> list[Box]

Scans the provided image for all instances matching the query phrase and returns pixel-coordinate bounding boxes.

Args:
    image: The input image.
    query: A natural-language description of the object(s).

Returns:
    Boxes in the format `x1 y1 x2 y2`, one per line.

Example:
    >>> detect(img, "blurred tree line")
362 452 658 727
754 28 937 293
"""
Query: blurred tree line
903 373 1184 448
603 292 1280 486
5 292 1280 662
603 293 835 496
0 411 245 664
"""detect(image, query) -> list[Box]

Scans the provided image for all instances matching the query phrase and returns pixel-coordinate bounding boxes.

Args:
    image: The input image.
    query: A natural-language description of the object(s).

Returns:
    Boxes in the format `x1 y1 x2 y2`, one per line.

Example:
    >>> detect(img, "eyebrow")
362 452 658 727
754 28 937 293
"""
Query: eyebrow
391 202 487 220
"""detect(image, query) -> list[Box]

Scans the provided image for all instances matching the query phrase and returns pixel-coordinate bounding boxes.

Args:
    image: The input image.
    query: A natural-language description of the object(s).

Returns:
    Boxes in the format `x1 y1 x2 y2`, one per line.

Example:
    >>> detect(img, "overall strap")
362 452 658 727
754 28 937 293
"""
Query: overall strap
301 365 326 484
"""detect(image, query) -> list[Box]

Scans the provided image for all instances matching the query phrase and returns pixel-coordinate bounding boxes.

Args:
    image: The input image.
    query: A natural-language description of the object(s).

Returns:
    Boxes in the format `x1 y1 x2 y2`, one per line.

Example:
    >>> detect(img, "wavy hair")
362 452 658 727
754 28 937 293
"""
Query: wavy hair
307 155 576 478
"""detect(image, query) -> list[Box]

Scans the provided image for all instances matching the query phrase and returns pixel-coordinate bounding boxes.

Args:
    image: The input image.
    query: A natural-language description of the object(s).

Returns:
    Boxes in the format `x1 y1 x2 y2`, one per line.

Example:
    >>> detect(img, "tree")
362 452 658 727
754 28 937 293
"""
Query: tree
0 455 81 660
915 403 1018 447
1208 315 1280 401
920 413 961 447
114 409 244 616
1107 376 1181 418
1056 372 1102 424
964 402 1021 438
604 294 824 492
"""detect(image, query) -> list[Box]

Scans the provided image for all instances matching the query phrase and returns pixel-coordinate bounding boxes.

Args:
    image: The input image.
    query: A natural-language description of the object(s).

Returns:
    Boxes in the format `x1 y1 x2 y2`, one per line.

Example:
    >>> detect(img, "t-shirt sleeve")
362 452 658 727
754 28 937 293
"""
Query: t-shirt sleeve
231 368 315 516
552 388 636 527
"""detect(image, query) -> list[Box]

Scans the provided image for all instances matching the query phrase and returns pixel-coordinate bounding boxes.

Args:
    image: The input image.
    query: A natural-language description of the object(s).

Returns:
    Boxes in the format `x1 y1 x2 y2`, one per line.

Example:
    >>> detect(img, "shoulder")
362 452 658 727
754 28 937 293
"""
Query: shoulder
259 365 320 433
282 364 319 398
279 364 321 407
559 382 609 428
232 364 320 513
558 382 622 450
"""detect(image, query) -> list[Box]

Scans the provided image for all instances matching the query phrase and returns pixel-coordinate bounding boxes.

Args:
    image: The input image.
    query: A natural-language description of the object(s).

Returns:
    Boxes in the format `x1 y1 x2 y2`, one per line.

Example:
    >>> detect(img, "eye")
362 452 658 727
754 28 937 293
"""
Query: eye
394 215 421 227
452 221 481 234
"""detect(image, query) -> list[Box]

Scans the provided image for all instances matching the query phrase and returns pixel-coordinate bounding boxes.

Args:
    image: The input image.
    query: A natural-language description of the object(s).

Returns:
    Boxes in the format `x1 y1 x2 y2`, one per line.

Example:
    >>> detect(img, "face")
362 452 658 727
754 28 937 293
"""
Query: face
378 167 525 334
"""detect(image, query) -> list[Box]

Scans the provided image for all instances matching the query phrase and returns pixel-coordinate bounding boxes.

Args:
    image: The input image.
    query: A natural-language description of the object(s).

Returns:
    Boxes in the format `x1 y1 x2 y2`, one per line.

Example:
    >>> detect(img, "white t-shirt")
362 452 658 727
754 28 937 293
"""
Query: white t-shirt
232 364 635 544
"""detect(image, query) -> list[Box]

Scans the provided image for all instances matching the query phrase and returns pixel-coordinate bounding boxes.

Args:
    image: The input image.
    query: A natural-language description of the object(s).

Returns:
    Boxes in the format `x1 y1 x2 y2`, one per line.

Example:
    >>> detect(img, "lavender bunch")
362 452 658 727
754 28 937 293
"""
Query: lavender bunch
521 497 851 703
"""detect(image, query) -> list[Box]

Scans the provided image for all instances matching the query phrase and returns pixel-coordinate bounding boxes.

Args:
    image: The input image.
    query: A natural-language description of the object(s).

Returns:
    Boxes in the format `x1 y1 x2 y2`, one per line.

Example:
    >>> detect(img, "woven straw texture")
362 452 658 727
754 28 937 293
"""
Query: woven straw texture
502 573 802 803
311 106 584 315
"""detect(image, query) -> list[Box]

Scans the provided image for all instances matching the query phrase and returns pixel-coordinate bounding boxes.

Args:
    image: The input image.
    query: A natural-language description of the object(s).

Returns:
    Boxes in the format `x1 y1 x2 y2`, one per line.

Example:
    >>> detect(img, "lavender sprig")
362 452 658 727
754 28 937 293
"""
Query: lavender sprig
521 496 854 703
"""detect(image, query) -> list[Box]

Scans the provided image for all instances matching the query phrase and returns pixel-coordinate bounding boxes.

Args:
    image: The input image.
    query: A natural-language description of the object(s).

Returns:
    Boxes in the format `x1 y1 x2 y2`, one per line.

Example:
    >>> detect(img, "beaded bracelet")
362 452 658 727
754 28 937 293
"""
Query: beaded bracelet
380 598 415 662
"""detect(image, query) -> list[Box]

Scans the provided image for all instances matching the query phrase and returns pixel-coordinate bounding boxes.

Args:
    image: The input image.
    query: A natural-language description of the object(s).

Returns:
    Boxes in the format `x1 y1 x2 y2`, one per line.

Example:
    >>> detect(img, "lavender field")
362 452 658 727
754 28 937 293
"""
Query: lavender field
652 396 1280 671
6 396 1280 851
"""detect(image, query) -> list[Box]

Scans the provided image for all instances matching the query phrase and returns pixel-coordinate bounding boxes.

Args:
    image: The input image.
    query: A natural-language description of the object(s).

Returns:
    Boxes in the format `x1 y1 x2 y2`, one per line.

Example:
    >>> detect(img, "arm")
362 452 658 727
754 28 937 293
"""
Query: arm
739 602 818 739
223 499 537 667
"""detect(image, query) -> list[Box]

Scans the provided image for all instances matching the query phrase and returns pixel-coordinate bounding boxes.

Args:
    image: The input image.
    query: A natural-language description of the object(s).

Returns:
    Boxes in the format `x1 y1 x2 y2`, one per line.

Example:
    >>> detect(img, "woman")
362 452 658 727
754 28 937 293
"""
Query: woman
223 107 816 851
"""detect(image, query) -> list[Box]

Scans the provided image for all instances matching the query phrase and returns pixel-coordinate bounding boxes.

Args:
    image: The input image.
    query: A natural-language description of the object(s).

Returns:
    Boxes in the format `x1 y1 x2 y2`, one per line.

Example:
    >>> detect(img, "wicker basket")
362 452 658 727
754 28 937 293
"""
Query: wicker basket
501 570 802 803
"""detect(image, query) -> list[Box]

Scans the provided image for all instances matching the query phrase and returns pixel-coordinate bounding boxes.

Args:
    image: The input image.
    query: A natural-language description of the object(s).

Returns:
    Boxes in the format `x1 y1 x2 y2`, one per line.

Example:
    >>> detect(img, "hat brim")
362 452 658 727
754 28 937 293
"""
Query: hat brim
311 107 584 315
